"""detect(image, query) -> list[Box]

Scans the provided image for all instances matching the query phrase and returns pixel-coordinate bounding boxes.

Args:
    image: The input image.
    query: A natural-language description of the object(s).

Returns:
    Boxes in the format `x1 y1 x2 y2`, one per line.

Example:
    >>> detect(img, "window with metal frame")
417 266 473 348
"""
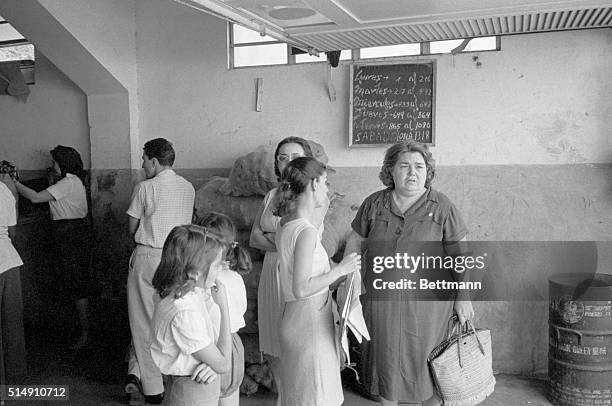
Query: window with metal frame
0 16 35 85
228 22 499 69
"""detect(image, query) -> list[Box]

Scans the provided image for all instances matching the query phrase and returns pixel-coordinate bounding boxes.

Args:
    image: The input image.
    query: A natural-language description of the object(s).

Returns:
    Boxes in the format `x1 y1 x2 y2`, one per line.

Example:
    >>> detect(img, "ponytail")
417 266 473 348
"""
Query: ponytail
226 242 252 276
194 211 253 276
273 178 298 217
273 157 327 217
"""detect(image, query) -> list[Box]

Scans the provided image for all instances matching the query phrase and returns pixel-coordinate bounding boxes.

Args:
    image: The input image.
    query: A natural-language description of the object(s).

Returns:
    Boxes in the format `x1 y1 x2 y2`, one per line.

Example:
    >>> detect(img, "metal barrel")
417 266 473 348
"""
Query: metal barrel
547 272 612 406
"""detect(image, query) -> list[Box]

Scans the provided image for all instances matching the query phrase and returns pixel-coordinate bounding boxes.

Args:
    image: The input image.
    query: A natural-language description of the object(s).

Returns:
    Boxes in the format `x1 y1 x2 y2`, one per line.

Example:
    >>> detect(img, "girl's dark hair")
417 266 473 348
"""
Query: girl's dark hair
50 145 86 183
273 156 327 217
152 225 224 299
194 212 252 276
379 141 436 188
273 137 314 180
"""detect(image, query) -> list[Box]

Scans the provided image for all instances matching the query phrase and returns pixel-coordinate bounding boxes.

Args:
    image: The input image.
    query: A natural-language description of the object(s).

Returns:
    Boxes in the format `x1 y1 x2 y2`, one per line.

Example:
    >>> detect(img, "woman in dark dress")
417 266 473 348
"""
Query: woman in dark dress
344 141 474 406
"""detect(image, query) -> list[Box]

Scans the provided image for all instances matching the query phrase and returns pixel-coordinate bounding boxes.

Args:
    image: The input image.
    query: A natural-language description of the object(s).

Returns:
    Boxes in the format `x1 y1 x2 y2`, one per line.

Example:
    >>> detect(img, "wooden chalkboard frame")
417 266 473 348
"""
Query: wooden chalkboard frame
349 60 437 147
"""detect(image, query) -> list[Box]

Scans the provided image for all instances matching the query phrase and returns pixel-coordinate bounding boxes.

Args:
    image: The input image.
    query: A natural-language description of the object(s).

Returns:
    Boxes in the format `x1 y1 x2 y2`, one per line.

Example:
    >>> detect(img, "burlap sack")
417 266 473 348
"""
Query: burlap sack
321 194 360 258
218 140 329 197
196 176 359 259
194 176 263 230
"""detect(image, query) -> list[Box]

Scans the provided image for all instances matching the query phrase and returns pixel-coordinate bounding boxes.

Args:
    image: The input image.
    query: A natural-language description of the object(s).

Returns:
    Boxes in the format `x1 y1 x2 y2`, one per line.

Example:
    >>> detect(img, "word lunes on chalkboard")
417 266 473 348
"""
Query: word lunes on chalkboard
349 62 436 146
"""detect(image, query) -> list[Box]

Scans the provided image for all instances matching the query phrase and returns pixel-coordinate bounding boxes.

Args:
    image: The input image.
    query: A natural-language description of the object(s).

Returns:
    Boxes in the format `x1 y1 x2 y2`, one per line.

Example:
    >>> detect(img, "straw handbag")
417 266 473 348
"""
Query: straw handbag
428 316 496 406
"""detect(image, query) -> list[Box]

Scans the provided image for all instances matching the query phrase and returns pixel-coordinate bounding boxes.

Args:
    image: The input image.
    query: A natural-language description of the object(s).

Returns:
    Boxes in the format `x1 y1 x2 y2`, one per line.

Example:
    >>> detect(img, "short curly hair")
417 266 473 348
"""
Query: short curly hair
378 141 435 189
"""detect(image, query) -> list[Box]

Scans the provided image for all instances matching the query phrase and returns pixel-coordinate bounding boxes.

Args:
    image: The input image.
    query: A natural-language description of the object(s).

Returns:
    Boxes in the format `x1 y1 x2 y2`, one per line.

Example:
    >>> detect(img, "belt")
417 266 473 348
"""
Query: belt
52 218 88 224
136 243 163 250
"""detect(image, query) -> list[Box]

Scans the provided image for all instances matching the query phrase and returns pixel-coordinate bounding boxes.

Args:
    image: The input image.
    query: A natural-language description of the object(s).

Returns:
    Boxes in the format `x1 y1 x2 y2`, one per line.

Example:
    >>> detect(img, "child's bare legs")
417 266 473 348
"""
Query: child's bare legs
266 355 282 406
422 393 442 406
218 389 239 406
379 397 397 406
380 395 440 406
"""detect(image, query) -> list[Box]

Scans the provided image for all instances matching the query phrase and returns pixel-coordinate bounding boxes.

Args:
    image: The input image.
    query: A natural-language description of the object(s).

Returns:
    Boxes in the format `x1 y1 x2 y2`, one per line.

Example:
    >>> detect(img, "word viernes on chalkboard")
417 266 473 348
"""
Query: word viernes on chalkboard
349 61 436 147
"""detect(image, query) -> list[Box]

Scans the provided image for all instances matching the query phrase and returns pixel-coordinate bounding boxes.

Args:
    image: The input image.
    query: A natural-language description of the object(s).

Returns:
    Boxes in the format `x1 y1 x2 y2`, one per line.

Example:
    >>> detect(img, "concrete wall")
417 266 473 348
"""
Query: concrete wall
134 2 611 374
37 0 137 93
136 0 611 168
37 0 140 170
1 0 138 171
0 51 89 169
2 0 611 376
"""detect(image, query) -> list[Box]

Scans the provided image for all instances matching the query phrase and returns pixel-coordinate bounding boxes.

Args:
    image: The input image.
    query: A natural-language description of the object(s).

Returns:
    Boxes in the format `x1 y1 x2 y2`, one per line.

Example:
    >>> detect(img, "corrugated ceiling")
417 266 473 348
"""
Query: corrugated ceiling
297 8 612 51
174 0 612 52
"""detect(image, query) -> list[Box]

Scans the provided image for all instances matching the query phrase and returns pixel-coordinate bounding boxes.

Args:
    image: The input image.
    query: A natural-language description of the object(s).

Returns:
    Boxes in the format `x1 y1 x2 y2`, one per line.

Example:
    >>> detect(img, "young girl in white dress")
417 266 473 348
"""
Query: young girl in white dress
196 212 252 406
274 157 361 406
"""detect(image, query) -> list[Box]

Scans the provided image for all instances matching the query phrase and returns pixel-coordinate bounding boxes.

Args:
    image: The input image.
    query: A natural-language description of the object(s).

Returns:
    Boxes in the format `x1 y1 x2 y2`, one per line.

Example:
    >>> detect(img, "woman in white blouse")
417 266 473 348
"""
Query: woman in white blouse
13 146 92 350
0 174 26 385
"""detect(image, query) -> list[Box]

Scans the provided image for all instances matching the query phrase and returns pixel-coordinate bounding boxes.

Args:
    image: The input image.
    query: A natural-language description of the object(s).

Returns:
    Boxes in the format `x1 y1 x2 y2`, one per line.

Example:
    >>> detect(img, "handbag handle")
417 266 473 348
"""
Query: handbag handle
451 317 486 368
466 320 486 356
445 315 461 341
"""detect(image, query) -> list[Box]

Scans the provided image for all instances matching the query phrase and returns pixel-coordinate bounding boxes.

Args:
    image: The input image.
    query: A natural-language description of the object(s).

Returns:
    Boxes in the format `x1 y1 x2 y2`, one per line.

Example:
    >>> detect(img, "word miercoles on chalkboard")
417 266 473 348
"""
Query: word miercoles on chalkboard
349 62 436 147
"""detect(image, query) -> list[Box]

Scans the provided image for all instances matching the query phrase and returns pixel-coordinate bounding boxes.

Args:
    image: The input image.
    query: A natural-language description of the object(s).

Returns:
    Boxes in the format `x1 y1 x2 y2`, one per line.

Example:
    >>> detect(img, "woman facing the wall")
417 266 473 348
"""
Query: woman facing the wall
12 145 92 350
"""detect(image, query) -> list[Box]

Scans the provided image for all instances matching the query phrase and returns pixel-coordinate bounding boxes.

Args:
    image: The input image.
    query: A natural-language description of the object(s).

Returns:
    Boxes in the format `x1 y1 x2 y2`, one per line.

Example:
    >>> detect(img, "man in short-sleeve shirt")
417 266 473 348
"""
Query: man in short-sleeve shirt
125 139 195 404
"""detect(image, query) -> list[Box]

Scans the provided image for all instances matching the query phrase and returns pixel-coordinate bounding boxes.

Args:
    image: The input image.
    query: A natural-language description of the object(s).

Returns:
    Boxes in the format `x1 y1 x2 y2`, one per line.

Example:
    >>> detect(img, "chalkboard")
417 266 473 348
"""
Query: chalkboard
349 61 436 146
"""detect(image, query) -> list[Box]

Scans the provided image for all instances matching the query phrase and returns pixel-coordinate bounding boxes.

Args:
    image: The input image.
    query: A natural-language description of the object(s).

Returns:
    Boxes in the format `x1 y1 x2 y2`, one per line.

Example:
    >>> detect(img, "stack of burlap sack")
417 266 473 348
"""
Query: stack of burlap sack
193 141 359 395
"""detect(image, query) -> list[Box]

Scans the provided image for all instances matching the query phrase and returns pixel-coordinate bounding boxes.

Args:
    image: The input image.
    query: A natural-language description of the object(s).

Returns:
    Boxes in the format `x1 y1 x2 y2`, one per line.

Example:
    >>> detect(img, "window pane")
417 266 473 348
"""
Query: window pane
234 43 287 67
430 39 463 54
0 43 34 62
340 50 352 60
430 37 497 54
232 24 279 44
360 43 420 59
464 36 497 51
296 50 351 63
0 23 25 43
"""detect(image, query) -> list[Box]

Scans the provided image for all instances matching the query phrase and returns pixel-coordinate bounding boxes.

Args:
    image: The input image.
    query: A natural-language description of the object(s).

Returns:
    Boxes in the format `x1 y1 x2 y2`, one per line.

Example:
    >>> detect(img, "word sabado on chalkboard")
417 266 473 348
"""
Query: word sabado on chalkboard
354 131 431 143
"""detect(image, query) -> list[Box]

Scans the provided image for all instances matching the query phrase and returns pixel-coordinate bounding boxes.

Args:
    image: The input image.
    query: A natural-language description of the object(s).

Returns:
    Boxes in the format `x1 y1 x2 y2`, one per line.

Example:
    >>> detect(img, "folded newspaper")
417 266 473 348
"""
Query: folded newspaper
334 272 370 379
